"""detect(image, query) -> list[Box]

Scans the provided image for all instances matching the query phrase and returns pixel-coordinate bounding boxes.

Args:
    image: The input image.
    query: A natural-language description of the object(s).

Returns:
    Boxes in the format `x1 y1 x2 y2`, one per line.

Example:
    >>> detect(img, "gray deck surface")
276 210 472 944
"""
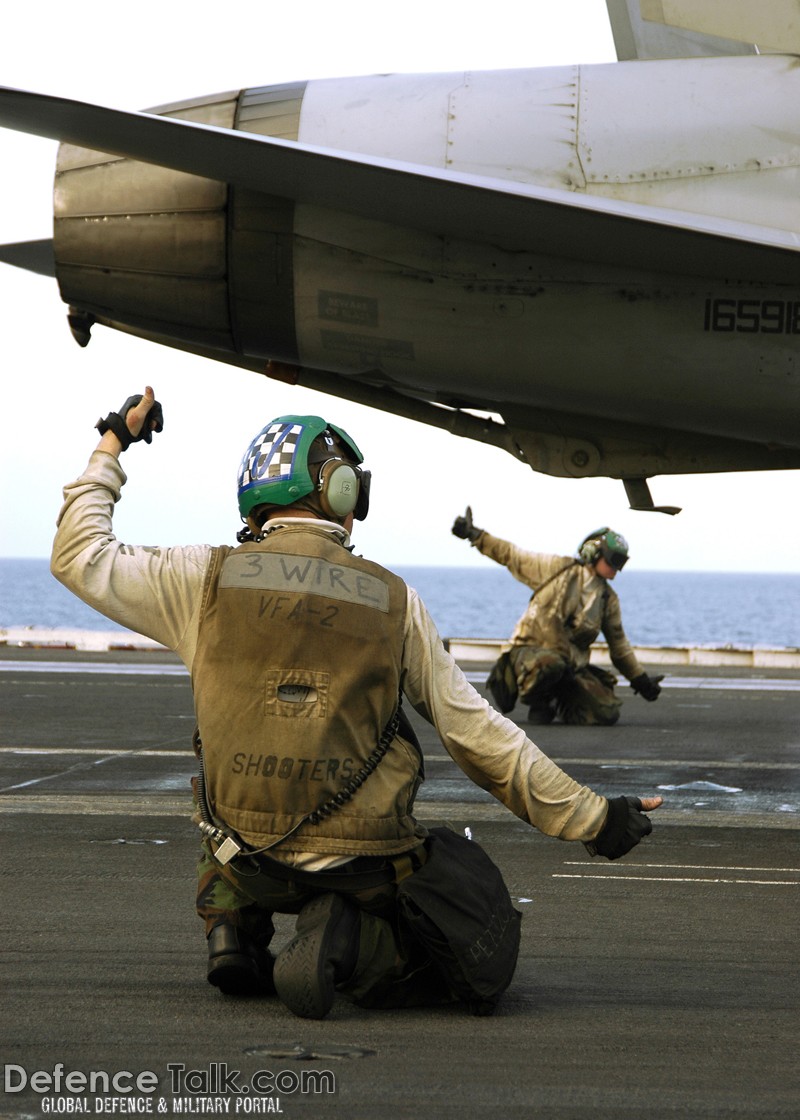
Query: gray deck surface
1 648 797 1119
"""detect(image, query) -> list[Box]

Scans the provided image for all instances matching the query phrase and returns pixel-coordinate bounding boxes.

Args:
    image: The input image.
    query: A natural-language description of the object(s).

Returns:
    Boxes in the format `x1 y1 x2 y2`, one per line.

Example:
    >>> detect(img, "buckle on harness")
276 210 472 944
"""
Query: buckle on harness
213 835 243 866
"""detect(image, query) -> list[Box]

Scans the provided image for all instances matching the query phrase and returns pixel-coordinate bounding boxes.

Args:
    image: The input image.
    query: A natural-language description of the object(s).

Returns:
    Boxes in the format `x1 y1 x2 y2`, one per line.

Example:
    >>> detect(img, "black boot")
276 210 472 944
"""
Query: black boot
273 893 360 1019
207 923 275 996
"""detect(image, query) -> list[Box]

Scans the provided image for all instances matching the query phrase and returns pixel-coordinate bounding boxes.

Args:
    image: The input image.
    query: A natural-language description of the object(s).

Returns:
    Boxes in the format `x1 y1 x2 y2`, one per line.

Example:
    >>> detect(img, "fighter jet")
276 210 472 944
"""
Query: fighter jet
1 0 799 512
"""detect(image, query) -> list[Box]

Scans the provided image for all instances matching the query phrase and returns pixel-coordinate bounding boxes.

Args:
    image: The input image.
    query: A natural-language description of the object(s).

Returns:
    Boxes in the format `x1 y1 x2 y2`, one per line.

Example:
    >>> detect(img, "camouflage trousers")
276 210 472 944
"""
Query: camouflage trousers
196 840 453 1009
510 645 622 725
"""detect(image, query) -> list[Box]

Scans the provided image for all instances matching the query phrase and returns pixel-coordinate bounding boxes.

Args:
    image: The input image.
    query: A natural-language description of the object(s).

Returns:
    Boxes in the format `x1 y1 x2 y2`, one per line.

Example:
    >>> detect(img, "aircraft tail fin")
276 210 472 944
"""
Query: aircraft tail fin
605 0 800 60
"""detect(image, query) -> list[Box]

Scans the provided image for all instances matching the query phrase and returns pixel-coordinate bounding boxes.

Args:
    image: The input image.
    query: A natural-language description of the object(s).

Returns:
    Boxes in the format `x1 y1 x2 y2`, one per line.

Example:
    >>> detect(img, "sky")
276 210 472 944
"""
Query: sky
0 0 797 572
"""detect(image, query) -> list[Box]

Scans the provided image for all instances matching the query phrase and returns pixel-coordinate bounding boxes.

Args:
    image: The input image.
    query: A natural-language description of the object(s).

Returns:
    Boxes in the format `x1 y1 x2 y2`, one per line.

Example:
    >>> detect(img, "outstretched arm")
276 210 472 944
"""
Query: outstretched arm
51 386 210 664
402 586 664 856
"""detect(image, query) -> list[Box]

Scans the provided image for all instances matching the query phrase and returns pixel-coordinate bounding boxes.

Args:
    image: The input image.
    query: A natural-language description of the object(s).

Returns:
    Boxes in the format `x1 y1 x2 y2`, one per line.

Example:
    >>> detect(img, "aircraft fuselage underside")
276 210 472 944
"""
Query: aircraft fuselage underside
51 59 800 478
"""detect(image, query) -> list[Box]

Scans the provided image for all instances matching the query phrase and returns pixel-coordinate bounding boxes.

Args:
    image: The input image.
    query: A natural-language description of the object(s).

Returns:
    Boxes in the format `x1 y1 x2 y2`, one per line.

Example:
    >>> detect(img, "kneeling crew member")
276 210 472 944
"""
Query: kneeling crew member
452 507 663 725
52 390 663 1019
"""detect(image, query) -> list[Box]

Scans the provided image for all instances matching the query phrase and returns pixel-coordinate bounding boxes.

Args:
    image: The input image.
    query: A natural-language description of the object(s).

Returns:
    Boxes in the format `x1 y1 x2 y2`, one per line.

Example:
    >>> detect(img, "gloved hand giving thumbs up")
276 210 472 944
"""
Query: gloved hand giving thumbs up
451 506 483 543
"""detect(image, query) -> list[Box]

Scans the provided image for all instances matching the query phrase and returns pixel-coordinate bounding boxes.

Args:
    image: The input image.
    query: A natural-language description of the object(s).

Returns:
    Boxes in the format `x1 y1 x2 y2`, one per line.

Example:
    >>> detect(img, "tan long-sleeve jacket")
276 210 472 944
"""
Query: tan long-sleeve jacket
51 451 610 857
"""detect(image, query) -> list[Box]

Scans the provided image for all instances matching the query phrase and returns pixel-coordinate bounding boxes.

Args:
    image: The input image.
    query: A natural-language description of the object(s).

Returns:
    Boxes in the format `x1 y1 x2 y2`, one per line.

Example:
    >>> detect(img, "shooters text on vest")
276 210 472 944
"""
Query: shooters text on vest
231 753 355 781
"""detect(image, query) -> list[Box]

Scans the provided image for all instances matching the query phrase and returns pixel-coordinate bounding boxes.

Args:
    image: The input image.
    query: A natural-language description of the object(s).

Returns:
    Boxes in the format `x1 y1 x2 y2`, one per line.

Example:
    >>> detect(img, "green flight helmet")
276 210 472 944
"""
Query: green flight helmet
578 527 630 570
237 414 369 522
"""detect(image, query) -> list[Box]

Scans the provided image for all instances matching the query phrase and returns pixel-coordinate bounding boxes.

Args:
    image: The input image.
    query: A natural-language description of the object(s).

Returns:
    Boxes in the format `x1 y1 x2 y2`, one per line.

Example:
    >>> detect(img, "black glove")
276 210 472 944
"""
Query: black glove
451 505 482 542
630 672 663 701
96 394 164 450
584 796 655 860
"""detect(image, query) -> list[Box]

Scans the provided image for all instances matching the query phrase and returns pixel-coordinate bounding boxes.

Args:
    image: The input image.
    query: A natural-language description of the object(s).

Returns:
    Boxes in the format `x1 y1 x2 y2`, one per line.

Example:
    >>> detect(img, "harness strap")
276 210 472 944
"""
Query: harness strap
527 558 579 602
210 836 427 891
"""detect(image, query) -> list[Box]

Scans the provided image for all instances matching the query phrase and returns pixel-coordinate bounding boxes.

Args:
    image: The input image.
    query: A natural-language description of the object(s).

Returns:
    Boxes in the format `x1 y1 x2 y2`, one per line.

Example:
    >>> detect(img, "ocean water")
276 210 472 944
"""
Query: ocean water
2 558 798 648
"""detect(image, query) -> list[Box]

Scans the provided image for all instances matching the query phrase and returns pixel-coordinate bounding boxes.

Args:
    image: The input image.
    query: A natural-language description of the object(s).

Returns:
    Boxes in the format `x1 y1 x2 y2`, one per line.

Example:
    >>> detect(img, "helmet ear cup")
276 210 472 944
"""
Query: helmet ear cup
318 459 360 518
579 540 599 565
578 527 609 566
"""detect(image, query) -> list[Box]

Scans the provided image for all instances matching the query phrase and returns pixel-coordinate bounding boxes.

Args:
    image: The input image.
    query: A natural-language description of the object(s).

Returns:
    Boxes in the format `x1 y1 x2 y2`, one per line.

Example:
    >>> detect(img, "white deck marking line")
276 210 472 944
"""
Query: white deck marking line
549 757 800 771
562 861 800 873
1 660 188 675
2 747 799 773
462 671 800 691
0 747 193 756
3 662 800 690
0 746 189 793
553 873 799 885
0 793 191 816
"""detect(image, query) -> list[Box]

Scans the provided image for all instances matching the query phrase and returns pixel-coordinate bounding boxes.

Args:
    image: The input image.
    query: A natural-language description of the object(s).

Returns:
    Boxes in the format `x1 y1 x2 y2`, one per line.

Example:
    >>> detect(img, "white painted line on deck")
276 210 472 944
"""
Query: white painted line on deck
0 748 798 781
562 861 800 873
462 671 800 691
0 793 794 828
0 792 190 816
2 661 800 690
550 756 800 771
1 660 187 675
3 747 798 772
0 746 193 756
554 873 799 885
0 746 192 792
649 679 800 692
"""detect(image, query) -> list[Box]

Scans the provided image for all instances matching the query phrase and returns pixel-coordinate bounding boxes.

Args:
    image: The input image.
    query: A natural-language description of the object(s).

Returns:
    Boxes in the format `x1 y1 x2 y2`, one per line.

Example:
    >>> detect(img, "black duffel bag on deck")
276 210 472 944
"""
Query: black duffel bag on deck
396 827 522 1015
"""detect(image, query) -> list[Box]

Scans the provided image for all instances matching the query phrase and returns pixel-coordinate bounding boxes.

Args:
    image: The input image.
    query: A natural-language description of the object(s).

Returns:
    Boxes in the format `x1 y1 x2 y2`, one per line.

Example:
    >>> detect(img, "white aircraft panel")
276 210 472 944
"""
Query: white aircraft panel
586 168 800 235
299 68 587 192
298 73 458 167
577 56 800 231
441 68 585 191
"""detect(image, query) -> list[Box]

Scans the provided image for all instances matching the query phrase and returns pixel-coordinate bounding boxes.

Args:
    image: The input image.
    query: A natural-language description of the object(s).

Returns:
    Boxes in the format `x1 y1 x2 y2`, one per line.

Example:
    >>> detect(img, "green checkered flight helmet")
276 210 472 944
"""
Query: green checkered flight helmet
237 414 368 520
578 527 630 570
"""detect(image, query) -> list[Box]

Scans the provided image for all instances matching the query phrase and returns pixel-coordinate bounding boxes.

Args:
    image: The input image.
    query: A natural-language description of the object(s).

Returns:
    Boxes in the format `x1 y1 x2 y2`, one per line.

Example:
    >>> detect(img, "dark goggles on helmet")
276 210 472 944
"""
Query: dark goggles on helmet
603 548 629 571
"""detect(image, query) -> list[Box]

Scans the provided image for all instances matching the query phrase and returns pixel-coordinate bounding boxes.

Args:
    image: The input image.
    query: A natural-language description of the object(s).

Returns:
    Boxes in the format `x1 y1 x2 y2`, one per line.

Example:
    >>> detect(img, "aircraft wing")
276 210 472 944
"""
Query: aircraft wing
605 0 800 60
0 238 55 276
0 84 799 286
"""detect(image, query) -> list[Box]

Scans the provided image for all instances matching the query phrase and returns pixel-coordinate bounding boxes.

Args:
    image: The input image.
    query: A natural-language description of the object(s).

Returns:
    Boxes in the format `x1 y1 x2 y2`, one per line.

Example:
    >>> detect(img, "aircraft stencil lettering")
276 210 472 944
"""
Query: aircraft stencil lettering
704 299 800 335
